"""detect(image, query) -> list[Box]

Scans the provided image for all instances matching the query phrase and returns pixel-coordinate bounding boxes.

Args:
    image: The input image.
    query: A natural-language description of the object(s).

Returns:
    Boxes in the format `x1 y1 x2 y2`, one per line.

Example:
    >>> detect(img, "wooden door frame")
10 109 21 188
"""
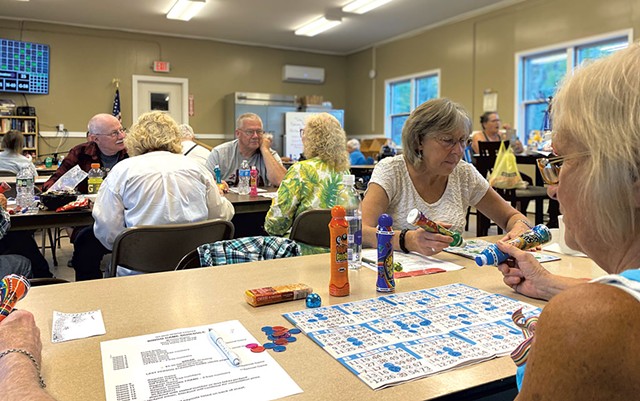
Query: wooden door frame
132 75 189 123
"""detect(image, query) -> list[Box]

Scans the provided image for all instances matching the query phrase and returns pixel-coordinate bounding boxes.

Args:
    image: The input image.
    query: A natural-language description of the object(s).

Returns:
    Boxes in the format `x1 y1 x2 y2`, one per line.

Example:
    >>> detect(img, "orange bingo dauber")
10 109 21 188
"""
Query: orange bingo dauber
0 274 30 323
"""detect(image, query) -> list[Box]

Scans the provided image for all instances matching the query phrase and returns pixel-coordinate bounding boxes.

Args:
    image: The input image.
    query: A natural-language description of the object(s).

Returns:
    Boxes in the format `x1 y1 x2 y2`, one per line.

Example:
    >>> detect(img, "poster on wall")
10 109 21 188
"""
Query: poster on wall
285 112 315 159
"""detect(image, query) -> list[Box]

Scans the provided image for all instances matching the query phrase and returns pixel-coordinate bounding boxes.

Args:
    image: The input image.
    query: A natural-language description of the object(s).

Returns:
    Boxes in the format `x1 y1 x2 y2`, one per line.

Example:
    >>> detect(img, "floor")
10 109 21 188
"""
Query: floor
33 209 510 283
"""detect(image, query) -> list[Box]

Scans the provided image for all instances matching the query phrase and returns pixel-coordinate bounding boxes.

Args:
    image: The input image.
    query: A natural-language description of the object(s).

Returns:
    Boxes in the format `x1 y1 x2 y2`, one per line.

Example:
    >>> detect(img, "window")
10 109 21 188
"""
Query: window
517 31 631 144
385 70 440 146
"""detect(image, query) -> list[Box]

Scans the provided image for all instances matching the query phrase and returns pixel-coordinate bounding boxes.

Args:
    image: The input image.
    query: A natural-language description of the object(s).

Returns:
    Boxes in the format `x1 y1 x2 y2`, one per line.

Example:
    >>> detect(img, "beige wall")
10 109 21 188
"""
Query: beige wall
2 0 640 157
346 0 640 136
0 20 347 155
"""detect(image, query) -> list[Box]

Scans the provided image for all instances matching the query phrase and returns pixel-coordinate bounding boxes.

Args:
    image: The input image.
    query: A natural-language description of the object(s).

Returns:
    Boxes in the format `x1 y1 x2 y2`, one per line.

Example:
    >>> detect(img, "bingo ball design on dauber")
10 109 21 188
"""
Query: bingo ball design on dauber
376 214 395 293
0 274 30 323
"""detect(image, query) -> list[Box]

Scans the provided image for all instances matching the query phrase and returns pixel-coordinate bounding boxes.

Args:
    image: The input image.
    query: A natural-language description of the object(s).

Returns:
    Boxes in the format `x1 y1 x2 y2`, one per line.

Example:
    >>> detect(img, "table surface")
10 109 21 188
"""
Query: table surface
20 245 603 401
8 189 277 231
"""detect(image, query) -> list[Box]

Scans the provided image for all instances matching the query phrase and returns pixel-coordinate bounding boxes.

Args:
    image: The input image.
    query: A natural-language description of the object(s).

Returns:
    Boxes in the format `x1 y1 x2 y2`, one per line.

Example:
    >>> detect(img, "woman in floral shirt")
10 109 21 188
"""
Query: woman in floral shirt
264 113 350 236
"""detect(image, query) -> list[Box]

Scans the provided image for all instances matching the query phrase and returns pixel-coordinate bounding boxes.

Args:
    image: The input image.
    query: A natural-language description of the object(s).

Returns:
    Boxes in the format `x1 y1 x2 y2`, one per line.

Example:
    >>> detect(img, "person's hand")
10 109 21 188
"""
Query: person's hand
0 194 7 210
406 226 454 256
217 181 229 195
260 132 273 151
496 240 551 299
500 221 541 250
0 310 42 365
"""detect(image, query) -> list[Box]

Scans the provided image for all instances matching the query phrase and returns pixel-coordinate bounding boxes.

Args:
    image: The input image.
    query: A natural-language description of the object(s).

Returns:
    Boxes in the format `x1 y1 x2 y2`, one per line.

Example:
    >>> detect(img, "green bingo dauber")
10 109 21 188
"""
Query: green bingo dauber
407 208 465 247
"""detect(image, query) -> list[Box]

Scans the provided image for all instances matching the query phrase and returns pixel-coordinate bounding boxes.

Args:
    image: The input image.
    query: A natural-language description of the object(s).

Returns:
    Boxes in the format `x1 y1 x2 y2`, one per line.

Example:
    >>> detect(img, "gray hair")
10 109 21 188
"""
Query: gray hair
236 113 263 130
346 138 360 151
179 124 195 139
402 98 472 167
552 42 640 247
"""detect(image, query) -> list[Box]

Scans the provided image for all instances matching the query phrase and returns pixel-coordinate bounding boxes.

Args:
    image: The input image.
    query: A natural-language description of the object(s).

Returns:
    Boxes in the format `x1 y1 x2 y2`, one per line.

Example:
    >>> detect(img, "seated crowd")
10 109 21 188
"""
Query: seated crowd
4 44 640 400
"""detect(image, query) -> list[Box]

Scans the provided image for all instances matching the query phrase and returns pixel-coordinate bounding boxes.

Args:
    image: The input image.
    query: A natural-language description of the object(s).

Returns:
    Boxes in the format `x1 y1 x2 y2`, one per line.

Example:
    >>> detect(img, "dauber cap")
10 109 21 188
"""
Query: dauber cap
331 205 346 218
378 213 393 227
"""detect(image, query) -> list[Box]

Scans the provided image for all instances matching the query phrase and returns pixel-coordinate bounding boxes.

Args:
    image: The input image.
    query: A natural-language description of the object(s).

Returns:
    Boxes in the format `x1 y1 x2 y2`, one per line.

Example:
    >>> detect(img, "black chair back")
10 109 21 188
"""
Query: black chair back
289 209 332 248
108 219 234 277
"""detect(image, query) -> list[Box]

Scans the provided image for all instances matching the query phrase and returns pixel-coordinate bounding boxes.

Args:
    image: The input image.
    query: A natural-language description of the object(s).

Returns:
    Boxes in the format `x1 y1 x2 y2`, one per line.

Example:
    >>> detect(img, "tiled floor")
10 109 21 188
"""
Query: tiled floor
33 210 508 283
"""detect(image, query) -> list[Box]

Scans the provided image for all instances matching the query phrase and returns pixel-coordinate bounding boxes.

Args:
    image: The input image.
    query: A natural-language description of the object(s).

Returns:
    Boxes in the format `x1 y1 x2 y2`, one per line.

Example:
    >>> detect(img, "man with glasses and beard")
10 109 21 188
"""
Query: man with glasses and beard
205 113 286 187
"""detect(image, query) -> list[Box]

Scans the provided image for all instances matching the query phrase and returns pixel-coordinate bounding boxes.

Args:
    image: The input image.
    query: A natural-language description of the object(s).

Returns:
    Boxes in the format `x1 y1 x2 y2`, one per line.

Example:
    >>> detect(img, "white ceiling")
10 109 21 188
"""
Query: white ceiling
2 0 521 55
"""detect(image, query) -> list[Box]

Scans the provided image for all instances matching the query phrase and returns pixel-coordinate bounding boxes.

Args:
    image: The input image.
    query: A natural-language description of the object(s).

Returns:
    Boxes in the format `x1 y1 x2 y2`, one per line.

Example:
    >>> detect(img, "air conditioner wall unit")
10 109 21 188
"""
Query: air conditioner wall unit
282 65 325 84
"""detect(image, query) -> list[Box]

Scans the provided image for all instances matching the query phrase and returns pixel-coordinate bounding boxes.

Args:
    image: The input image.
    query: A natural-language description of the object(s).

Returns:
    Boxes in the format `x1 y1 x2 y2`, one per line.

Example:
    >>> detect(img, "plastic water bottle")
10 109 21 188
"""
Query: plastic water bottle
249 165 259 196
213 164 222 184
238 160 250 195
16 166 36 214
87 163 104 195
340 174 362 270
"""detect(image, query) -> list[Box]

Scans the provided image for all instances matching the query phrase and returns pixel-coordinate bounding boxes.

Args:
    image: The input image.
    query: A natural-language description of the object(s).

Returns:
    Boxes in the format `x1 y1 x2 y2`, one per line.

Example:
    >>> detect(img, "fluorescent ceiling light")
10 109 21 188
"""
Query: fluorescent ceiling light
166 0 206 21
295 17 342 37
342 0 395 14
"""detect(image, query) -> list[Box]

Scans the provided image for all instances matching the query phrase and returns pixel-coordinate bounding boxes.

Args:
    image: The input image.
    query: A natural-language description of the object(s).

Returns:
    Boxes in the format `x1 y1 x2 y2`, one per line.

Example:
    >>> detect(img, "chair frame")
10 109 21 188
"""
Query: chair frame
289 209 332 248
108 219 234 277
474 141 548 236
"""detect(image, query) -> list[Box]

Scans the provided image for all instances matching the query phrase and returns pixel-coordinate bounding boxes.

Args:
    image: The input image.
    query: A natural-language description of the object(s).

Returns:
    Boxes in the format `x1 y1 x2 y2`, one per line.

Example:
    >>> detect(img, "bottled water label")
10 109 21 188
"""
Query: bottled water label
346 215 362 270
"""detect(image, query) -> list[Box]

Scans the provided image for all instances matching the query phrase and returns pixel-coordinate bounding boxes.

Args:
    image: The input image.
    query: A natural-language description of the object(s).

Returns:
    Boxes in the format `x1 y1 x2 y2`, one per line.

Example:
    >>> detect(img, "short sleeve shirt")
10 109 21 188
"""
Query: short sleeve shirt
367 155 489 233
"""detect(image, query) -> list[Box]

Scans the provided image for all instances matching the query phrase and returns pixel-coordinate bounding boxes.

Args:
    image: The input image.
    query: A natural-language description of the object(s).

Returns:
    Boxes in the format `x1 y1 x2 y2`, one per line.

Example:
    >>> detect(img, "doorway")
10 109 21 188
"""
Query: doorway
132 75 189 124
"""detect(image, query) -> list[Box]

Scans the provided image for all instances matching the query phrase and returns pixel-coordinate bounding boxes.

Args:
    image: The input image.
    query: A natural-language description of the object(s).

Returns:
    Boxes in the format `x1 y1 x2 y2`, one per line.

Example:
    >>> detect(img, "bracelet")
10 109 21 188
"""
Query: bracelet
516 219 533 229
399 229 410 253
0 348 46 388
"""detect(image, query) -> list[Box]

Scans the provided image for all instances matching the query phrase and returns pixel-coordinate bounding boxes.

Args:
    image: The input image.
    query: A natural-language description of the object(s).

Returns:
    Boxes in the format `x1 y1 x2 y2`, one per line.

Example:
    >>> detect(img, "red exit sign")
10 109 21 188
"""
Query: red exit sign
153 61 171 73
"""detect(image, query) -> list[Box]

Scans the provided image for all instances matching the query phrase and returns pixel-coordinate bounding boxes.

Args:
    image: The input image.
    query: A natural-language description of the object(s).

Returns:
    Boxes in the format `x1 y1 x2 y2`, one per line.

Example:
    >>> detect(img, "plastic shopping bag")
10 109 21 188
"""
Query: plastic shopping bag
488 142 526 189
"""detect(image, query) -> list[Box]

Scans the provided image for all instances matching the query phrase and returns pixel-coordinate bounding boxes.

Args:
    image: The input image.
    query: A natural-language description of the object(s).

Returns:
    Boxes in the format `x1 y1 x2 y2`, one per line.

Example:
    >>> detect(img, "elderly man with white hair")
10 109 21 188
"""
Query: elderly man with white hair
179 124 210 167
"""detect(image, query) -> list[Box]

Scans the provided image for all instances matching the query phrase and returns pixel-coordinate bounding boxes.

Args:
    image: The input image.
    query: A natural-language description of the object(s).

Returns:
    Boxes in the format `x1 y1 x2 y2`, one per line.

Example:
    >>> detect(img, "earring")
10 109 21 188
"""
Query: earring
417 150 423 159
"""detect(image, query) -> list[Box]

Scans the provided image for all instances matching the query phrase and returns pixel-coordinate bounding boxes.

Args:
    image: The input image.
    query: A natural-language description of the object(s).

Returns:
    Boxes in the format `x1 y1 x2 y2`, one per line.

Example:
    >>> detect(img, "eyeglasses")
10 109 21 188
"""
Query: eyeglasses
299 129 304 138
536 151 590 185
239 129 264 136
433 135 470 150
97 127 126 138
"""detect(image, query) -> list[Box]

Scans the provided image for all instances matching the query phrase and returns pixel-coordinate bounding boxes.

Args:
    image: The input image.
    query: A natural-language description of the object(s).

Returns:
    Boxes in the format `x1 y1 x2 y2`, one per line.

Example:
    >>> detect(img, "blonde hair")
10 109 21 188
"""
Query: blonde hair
552 42 640 247
402 98 472 167
303 113 349 172
125 111 182 156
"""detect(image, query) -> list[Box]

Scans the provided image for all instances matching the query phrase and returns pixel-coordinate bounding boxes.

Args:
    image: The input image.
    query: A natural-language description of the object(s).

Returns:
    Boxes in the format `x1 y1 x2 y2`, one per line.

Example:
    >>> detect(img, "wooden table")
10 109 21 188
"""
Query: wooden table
20 247 603 401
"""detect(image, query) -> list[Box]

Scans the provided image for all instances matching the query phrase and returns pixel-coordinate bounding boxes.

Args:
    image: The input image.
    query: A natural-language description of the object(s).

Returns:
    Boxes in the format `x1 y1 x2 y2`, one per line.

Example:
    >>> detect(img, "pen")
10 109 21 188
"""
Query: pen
362 257 377 265
208 328 241 366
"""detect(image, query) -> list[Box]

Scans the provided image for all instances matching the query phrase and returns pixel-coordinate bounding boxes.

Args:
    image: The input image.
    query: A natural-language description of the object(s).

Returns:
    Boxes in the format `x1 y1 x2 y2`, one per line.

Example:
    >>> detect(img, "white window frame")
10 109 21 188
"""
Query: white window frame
384 69 440 143
514 29 633 142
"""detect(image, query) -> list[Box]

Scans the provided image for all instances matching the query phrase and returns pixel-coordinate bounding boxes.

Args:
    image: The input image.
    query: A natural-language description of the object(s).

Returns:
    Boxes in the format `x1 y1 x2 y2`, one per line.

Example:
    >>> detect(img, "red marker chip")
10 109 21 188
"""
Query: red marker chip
250 346 266 353
245 343 259 349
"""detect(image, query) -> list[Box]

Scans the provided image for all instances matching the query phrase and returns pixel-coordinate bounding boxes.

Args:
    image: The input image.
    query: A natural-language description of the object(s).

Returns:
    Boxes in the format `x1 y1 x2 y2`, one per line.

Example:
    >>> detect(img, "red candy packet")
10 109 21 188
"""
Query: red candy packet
0 182 10 194
56 198 92 212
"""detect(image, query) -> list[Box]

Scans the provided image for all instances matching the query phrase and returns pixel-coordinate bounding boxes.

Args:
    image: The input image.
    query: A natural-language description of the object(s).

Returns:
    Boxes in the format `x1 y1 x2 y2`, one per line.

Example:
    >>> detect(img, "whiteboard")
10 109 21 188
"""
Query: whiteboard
284 112 315 159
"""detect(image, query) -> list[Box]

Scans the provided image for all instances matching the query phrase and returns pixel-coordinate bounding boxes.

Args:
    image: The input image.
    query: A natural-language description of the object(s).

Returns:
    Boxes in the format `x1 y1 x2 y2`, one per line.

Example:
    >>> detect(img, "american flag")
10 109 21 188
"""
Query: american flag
112 88 121 121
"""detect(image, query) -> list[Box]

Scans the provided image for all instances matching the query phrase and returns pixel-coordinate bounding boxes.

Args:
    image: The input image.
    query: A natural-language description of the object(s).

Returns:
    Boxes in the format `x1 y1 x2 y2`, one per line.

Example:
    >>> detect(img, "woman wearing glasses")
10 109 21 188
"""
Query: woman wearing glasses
496 44 640 399
361 98 531 256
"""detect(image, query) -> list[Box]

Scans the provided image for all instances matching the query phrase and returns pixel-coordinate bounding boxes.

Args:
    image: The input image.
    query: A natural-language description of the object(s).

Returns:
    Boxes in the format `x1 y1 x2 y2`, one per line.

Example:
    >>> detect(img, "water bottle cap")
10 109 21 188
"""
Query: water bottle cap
378 213 393 227
90 163 100 169
342 174 355 185
331 205 346 218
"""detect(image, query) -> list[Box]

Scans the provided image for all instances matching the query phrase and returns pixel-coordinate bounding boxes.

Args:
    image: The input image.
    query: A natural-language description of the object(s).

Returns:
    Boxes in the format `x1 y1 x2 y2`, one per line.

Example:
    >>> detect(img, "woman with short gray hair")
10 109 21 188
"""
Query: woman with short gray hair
362 98 530 256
